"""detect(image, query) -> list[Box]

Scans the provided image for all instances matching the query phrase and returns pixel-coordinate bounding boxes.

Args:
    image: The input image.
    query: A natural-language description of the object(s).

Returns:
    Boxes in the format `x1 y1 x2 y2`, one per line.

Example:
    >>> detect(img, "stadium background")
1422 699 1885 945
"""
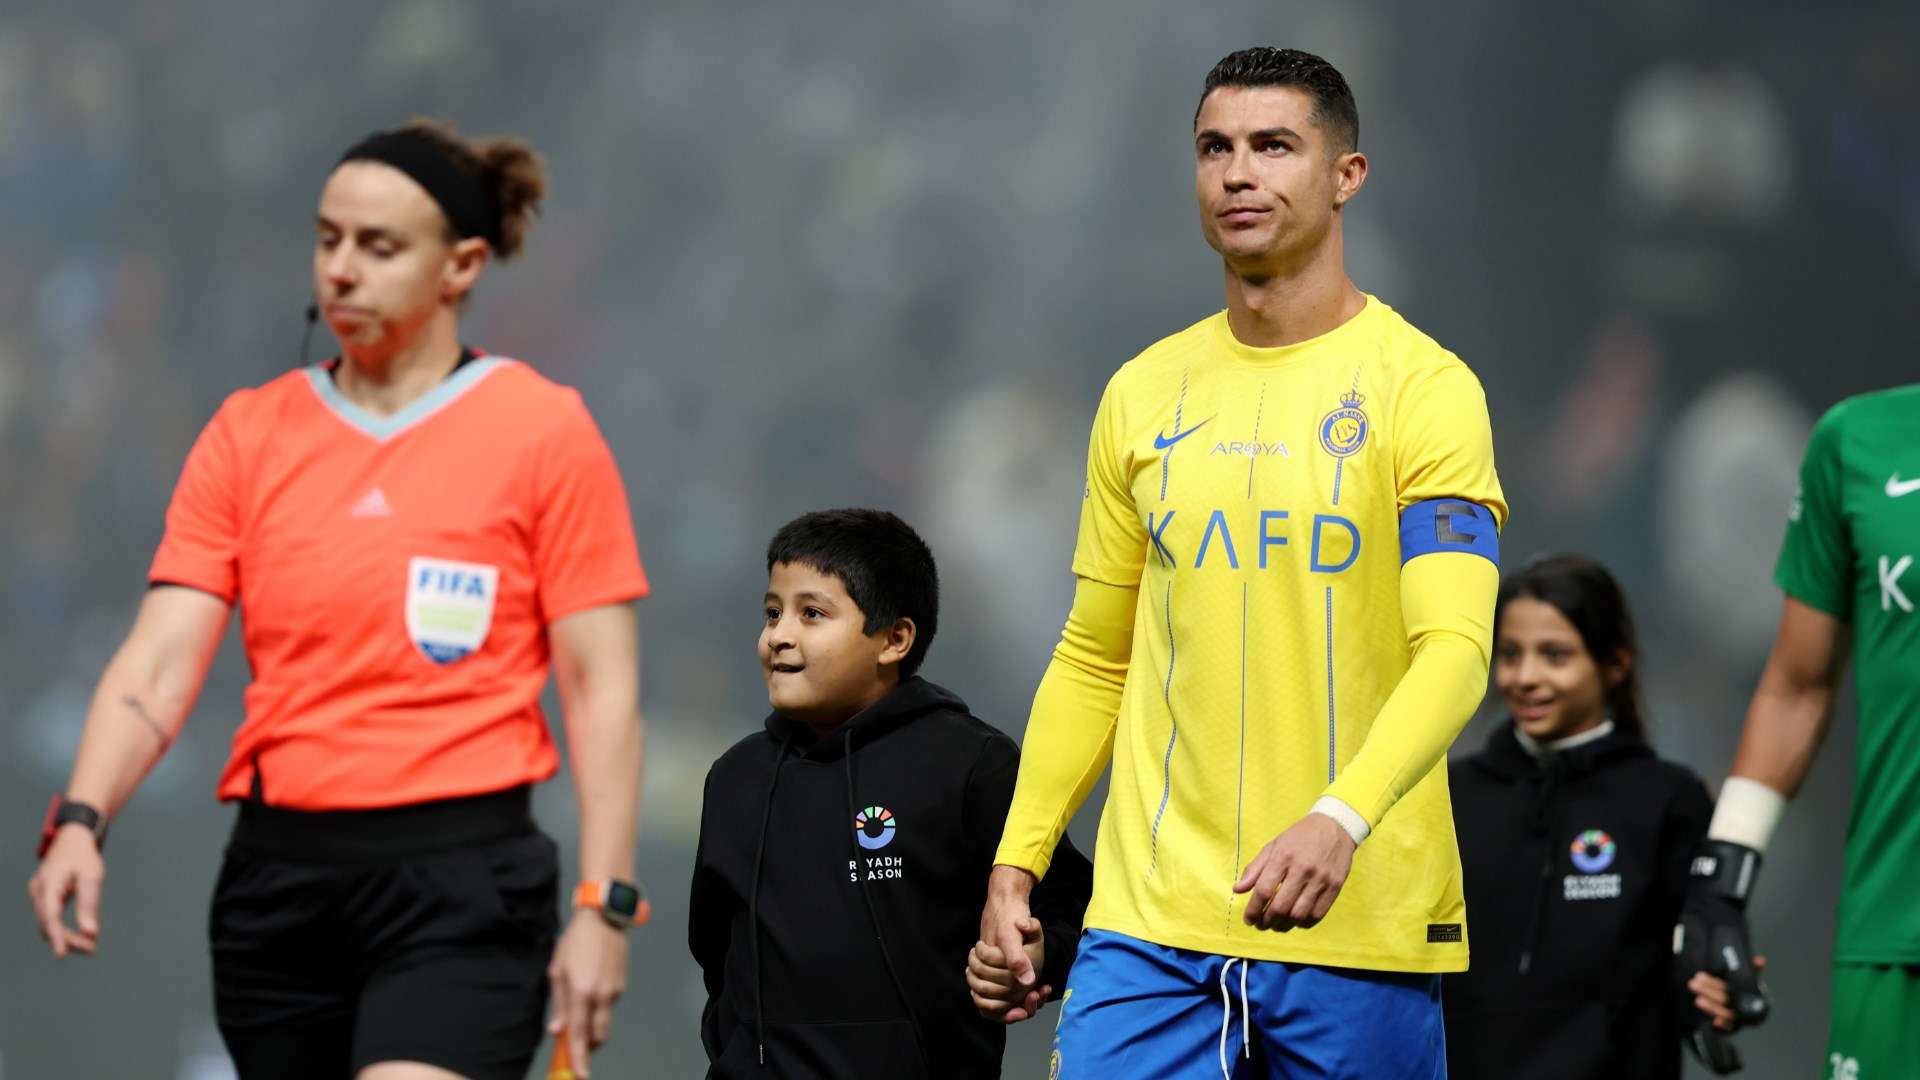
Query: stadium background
2 0 1916 1076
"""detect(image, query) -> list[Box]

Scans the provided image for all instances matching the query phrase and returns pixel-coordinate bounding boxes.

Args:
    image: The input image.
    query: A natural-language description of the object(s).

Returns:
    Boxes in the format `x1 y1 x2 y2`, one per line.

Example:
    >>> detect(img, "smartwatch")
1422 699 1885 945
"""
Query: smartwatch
38 796 108 859
573 879 650 929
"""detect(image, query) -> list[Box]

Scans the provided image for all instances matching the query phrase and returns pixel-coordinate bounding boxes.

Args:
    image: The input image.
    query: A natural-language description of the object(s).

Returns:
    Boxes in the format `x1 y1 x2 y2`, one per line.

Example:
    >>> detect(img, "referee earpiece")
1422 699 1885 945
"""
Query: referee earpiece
299 299 320 367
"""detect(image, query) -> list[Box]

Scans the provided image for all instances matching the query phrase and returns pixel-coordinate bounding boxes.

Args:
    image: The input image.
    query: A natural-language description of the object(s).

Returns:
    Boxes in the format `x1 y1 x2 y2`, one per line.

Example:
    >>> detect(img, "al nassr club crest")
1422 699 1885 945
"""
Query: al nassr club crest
1318 388 1369 458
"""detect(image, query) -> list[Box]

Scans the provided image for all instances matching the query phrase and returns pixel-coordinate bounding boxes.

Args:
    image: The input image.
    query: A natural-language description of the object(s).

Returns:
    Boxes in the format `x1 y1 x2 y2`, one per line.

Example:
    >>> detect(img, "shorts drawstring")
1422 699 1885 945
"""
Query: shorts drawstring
1217 957 1251 1077
1241 959 1250 1052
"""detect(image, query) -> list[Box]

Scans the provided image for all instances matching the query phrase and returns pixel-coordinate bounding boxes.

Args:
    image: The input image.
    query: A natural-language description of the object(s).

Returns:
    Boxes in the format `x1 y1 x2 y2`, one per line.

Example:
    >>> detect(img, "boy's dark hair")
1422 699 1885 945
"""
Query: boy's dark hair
1195 47 1358 154
767 509 940 679
1494 553 1647 741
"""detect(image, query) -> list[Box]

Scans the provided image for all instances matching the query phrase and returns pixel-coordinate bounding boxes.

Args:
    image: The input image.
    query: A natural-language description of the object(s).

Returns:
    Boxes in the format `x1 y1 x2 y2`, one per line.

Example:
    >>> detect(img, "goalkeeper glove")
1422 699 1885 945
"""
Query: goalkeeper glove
1674 838 1768 1072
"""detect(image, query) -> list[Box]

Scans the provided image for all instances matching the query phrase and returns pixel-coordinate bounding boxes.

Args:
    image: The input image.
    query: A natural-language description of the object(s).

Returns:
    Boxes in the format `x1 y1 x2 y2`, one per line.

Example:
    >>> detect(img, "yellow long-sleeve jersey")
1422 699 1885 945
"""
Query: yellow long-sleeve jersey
996 297 1506 972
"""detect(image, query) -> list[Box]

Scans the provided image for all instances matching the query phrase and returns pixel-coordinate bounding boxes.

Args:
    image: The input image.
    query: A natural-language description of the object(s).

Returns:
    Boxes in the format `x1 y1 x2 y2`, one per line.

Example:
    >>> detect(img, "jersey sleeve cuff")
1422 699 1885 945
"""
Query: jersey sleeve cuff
992 844 1053 880
1310 795 1371 846
1772 571 1849 621
541 578 650 623
1069 558 1144 590
147 563 236 605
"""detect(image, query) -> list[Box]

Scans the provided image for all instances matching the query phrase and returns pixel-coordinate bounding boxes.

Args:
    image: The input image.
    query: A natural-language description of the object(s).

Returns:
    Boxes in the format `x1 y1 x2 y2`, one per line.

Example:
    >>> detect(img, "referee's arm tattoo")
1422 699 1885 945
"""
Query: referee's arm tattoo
120 694 174 750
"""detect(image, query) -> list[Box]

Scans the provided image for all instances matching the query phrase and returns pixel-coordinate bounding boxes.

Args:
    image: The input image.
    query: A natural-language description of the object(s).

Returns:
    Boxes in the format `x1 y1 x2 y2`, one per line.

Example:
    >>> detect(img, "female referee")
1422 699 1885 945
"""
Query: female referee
26 120 648 1080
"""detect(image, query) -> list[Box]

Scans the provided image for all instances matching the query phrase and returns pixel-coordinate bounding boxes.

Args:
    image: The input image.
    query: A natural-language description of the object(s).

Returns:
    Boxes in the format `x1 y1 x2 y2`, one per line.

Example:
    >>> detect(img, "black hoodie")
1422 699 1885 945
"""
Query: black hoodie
689 676 1094 1079
1443 721 1712 1080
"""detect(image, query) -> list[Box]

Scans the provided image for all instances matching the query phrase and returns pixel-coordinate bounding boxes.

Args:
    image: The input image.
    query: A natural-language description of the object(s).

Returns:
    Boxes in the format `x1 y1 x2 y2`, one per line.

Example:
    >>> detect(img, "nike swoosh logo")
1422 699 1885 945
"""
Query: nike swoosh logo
1153 416 1213 450
1889 474 1920 498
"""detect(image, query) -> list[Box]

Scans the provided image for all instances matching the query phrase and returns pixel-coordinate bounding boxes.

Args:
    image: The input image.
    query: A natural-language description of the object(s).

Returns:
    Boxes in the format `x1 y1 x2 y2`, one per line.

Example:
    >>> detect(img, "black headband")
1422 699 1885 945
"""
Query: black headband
338 128 501 248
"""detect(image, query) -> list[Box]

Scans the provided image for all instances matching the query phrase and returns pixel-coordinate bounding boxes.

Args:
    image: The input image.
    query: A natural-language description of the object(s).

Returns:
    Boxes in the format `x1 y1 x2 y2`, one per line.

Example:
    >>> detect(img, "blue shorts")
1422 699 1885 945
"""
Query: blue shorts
1050 930 1445 1080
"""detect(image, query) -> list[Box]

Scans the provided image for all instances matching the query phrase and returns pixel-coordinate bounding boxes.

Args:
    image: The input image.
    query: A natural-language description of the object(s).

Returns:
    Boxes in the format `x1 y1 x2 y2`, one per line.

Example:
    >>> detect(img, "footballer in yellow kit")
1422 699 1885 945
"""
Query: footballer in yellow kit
976 48 1503 1078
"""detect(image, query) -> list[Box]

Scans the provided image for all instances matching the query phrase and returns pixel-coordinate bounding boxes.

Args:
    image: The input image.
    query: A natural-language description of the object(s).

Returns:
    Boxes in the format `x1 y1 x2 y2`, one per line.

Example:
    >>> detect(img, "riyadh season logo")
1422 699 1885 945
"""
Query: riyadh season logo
854 806 897 850
1570 829 1616 873
849 805 905 883
1564 829 1622 901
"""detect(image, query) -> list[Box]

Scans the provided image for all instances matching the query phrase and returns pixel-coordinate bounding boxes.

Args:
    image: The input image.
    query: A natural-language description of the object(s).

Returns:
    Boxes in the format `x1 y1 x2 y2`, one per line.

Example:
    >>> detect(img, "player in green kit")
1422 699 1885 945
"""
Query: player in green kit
1674 384 1920 1077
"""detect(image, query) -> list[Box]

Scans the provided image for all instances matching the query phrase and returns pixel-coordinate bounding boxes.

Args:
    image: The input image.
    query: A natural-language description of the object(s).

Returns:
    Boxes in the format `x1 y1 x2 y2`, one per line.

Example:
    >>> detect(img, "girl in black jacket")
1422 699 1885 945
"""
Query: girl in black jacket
1445 554 1730 1079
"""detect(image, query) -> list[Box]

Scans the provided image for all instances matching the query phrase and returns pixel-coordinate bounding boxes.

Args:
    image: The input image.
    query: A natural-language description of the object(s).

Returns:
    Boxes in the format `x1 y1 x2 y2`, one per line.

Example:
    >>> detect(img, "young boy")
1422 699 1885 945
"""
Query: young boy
689 508 1094 1079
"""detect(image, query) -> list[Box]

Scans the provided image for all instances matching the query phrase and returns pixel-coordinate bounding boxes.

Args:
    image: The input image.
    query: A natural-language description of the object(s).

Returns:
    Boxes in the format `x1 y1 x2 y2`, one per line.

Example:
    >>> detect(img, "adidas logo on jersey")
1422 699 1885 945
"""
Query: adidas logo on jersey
350 488 393 518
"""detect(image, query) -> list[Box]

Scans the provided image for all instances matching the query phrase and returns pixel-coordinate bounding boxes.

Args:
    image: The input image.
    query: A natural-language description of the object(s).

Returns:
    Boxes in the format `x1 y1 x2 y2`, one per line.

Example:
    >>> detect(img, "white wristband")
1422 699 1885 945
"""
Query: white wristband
1707 776 1787 853
1311 796 1371 846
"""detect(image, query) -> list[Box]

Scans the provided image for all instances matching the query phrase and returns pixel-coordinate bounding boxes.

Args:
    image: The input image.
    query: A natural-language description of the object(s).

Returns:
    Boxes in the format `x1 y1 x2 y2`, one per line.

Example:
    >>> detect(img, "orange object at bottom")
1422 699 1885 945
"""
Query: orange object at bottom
546 1034 577 1080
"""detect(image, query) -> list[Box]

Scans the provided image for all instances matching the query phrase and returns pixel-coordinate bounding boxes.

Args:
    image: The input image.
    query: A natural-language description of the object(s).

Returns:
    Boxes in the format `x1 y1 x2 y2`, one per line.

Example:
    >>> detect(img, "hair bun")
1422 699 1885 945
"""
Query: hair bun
471 137 545 259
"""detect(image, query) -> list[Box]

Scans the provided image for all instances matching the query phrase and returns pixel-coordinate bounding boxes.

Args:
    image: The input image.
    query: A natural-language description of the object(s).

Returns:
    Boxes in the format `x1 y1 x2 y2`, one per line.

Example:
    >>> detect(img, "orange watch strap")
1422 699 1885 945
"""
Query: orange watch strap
571 880 607 911
572 879 651 927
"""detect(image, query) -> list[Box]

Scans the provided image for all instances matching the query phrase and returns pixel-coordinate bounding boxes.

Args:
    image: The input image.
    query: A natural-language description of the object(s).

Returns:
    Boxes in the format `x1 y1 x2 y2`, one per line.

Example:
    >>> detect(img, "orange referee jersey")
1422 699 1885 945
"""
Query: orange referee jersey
150 354 648 810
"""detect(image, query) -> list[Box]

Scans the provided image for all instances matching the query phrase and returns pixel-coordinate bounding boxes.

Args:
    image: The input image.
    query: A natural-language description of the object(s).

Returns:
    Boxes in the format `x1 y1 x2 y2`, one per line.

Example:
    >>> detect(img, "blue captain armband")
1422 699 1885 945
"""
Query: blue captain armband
1399 498 1500 566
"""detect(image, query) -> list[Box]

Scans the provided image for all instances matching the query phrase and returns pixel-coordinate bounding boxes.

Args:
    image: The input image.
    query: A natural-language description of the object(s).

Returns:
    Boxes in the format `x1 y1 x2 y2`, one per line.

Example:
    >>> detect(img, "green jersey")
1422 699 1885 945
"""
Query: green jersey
1774 383 1920 964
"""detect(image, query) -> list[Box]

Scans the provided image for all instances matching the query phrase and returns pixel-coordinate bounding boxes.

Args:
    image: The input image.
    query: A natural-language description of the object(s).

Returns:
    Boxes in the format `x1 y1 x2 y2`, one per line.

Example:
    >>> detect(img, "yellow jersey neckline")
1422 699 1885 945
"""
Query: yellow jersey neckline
1207 294 1382 367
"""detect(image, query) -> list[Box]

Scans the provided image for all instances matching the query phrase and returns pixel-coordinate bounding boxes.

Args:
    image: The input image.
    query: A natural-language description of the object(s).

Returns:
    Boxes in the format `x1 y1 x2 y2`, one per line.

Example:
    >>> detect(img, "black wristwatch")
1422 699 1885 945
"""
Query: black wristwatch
38 796 108 859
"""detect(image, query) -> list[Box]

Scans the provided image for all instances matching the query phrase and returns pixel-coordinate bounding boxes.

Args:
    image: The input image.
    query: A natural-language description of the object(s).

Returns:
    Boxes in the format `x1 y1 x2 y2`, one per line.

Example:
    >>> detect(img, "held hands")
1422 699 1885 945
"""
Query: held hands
1234 812 1356 931
1690 957 1768 1032
1679 957 1768 1075
966 916 1049 1024
546 909 629 1077
27 825 104 958
977 865 1042 1018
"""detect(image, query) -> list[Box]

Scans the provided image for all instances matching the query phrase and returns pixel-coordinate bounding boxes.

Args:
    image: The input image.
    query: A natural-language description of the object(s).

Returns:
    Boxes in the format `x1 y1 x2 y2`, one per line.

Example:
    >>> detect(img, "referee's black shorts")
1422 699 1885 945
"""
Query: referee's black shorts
209 786 558 1080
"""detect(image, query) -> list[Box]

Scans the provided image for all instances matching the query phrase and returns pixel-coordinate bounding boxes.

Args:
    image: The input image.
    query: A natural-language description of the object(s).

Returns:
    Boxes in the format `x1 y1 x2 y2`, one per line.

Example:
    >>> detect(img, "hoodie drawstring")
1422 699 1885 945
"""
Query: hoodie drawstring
1216 957 1250 1077
844 726 934 1078
748 735 792 1066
